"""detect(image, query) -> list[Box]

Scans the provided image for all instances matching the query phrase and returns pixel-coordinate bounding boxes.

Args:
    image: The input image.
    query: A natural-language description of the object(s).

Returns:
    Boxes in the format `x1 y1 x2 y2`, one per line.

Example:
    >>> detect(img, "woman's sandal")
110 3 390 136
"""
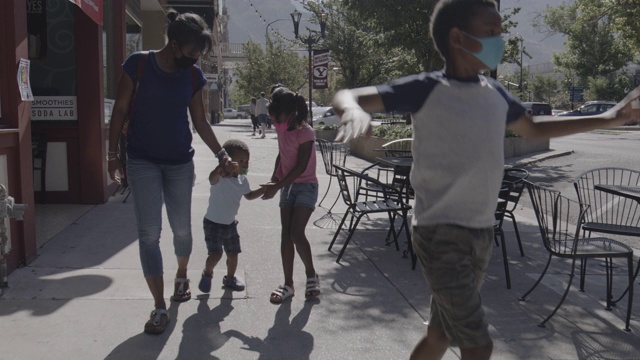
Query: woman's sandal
305 274 321 300
270 285 294 304
170 278 191 302
144 309 169 335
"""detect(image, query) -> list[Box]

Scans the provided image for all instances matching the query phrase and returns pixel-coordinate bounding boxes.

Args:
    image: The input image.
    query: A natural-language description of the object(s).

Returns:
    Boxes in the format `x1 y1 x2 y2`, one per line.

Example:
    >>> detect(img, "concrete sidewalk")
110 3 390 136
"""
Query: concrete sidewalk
1 120 638 359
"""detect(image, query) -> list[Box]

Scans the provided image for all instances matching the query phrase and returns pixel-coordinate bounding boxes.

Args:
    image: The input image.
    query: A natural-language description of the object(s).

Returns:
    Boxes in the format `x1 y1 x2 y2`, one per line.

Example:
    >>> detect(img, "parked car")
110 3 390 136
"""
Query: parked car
312 106 332 121
522 102 552 116
556 101 616 117
312 107 341 126
222 108 247 119
237 104 251 116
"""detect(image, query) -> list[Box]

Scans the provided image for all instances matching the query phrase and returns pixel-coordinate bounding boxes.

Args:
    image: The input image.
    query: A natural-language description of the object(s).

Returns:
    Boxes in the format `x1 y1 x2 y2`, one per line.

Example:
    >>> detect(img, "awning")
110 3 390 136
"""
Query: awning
68 0 103 25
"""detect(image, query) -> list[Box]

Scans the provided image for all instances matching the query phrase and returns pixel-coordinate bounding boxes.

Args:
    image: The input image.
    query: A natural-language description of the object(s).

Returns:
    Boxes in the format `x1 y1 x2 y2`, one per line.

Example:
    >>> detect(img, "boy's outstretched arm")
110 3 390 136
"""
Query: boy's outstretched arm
510 86 640 140
332 87 386 142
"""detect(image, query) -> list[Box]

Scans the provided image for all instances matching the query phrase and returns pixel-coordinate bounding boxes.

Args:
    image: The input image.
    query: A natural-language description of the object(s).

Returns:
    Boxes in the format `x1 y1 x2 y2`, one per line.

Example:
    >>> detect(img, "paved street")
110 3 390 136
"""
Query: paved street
1 120 639 359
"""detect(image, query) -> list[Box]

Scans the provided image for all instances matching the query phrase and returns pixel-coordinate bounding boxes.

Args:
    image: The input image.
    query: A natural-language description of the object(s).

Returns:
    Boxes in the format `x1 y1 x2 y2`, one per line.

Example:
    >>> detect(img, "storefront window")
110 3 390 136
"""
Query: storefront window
28 0 77 123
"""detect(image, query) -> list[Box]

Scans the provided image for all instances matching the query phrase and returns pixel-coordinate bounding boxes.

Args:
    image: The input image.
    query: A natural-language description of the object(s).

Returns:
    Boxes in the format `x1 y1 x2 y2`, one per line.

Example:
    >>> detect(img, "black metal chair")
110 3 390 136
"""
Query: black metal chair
382 138 413 157
328 165 415 268
316 139 349 211
520 181 634 331
314 139 350 228
573 167 640 299
502 167 529 256
494 181 515 289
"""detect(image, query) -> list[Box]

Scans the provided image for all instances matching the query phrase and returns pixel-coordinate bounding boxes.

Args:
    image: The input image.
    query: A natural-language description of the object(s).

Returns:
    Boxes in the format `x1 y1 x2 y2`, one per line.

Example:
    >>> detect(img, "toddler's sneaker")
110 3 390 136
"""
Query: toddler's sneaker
223 276 245 291
198 271 212 293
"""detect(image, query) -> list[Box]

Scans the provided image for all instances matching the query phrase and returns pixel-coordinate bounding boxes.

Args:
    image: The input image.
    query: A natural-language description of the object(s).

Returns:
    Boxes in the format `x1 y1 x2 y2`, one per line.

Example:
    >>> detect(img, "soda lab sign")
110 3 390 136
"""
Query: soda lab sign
31 96 77 120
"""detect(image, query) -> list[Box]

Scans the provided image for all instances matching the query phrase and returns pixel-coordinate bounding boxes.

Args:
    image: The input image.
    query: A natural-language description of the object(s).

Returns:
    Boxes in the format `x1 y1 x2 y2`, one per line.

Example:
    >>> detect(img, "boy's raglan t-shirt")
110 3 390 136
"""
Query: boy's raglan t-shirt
275 125 318 184
376 71 525 229
122 51 207 165
205 176 252 225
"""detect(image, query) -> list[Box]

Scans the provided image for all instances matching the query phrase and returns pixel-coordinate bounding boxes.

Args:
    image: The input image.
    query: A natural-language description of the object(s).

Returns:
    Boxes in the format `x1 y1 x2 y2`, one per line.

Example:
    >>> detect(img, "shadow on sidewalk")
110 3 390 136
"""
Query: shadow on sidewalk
224 300 316 359
105 303 181 359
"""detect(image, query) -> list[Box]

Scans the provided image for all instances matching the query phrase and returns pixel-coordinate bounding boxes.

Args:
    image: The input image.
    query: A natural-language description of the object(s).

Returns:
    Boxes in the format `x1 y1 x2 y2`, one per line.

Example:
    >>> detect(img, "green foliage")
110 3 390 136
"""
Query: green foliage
314 124 339 131
233 40 306 104
372 125 412 141
530 75 559 104
584 74 631 102
343 0 440 72
540 1 634 79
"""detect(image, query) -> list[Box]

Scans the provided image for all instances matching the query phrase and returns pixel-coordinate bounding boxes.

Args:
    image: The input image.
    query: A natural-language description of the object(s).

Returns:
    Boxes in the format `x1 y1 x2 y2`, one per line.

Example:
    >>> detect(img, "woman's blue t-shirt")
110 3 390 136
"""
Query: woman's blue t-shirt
122 51 206 164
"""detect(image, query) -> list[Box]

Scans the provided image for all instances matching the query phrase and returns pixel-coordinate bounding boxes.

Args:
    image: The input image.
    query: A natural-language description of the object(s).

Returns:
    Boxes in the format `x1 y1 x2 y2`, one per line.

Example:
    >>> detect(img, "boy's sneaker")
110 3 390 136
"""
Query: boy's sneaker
198 271 212 293
223 276 245 291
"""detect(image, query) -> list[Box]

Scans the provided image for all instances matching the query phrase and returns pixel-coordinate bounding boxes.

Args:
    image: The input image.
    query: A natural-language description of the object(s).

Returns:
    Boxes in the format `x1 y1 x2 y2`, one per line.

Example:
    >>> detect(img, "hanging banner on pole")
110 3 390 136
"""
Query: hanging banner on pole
313 49 329 90
67 0 103 25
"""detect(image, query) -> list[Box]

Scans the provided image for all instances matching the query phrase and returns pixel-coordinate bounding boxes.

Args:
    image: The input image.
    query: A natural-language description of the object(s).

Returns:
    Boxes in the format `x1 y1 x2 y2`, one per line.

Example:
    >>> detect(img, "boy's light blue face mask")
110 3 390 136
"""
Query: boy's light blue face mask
460 31 505 70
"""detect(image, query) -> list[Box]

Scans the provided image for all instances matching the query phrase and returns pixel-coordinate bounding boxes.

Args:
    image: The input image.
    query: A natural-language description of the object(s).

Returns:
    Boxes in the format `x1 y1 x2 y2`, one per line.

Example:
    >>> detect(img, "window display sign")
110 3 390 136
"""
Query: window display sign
18 59 34 101
31 96 77 120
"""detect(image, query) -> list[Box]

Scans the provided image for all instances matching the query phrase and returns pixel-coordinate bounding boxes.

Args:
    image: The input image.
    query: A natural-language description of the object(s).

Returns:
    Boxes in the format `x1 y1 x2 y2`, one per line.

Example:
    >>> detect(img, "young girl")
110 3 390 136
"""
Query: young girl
261 87 320 304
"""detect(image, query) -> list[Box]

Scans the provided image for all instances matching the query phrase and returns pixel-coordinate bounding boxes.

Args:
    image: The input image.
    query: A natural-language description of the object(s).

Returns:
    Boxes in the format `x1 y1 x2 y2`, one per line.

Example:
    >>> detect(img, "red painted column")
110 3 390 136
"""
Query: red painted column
75 7 108 204
0 0 37 269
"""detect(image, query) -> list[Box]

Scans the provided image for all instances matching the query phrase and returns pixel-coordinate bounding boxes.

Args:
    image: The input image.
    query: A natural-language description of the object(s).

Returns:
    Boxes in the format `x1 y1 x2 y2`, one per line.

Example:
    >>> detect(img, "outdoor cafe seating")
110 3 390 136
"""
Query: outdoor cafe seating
328 165 415 269
573 167 640 302
521 181 634 331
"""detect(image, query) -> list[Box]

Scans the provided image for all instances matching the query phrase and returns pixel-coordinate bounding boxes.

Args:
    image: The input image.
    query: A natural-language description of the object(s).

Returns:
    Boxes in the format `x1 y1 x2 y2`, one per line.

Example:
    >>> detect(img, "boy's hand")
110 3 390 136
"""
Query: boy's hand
335 106 372 143
220 161 239 177
260 182 279 200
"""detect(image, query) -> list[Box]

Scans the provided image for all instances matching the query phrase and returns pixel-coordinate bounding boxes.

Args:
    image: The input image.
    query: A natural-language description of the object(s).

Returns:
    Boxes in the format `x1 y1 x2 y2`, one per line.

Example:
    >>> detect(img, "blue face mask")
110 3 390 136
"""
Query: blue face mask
460 31 505 70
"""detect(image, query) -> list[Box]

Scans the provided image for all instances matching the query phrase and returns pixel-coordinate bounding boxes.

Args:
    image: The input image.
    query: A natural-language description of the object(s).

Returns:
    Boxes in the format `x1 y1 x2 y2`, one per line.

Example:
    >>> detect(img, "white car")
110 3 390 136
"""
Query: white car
312 106 332 121
312 107 341 126
222 108 247 119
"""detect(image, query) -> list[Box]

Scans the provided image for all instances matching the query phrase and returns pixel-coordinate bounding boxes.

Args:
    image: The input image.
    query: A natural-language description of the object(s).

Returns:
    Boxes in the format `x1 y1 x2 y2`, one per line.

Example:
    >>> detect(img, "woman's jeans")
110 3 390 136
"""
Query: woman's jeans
127 158 194 277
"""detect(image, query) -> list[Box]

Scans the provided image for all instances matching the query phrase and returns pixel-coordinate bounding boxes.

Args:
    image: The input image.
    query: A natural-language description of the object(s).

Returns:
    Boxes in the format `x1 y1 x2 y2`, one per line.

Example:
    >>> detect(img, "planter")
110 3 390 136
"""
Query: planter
504 137 549 159
315 129 338 142
317 131 549 162
348 136 389 163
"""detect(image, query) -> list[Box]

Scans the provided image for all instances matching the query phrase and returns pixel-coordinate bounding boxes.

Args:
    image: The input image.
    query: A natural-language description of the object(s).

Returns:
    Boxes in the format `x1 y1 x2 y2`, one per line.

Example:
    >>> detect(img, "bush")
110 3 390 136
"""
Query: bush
372 125 412 140
313 124 339 131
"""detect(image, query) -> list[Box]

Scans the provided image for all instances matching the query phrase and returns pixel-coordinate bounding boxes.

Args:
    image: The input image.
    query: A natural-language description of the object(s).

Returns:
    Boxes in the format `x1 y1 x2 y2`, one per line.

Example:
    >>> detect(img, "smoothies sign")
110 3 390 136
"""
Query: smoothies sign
31 97 77 120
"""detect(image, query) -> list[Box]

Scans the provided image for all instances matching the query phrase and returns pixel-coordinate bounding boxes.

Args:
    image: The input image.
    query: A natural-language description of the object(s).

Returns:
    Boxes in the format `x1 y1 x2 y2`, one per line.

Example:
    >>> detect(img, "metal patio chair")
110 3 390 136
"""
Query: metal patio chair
520 181 634 331
328 165 415 269
500 167 529 257
573 167 640 300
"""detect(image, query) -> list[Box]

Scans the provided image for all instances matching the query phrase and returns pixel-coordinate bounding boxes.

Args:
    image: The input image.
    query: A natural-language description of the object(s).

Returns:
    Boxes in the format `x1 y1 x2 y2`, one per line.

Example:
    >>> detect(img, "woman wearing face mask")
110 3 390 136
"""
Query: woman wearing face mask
107 9 229 335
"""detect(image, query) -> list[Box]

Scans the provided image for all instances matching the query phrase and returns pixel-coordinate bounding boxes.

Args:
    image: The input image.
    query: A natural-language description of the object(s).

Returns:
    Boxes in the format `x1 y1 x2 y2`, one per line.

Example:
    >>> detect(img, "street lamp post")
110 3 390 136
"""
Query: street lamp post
518 36 524 96
265 19 288 40
291 9 327 123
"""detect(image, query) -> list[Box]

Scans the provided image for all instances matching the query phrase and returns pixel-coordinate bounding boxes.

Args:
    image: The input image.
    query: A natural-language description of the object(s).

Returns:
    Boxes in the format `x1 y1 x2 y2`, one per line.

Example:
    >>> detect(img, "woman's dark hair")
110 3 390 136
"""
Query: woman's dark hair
430 0 497 60
223 139 249 159
166 9 214 54
268 87 308 127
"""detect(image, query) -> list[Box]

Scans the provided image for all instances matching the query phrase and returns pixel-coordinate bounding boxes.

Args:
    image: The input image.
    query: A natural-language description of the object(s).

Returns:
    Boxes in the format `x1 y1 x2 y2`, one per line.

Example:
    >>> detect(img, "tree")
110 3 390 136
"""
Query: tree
530 75 559 104
538 1 634 79
310 0 415 89
233 40 306 105
344 0 523 73
585 74 632 102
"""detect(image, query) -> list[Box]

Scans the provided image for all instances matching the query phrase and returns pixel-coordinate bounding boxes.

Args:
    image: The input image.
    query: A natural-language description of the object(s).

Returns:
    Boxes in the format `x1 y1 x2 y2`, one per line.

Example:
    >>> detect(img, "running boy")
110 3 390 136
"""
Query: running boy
198 139 266 293
332 1 640 359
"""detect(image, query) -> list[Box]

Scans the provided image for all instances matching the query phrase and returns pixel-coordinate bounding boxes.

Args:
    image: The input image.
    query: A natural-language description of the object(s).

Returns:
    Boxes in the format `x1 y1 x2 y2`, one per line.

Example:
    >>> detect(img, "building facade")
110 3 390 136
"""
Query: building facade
0 0 221 275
